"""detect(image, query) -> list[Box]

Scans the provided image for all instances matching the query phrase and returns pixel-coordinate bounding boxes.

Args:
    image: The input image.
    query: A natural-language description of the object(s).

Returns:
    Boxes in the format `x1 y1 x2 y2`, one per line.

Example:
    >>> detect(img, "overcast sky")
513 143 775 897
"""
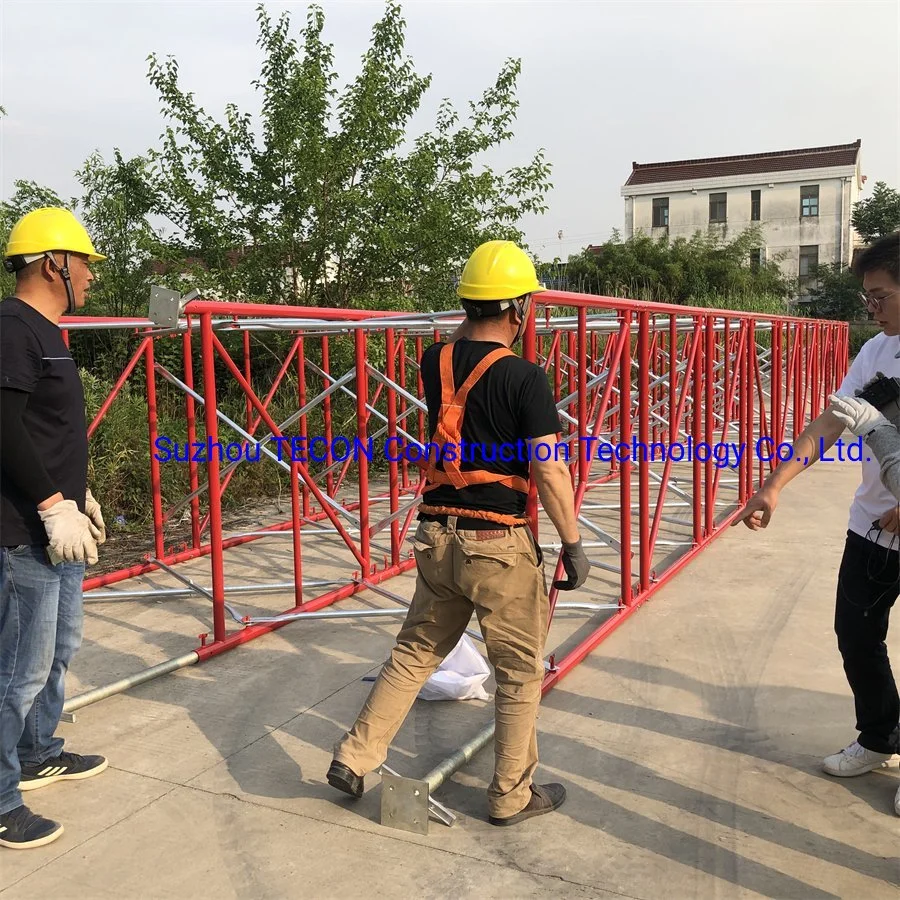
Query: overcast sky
2 0 898 262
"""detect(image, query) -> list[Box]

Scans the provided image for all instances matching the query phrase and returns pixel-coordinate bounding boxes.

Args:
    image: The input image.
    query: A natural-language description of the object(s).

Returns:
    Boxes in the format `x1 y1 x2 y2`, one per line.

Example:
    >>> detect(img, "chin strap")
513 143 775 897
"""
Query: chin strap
43 251 76 314
511 294 532 345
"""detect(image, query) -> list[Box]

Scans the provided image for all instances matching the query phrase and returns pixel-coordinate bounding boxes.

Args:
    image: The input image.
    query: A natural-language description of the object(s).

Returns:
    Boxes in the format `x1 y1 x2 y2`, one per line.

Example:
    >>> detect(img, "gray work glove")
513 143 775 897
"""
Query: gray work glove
829 394 891 437
85 488 107 544
39 500 101 566
553 539 591 591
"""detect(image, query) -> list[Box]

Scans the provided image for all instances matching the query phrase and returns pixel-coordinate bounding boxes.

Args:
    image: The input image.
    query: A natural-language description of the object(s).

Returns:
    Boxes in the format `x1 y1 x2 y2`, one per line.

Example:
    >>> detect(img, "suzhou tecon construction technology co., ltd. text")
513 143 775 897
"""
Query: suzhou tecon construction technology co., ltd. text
152 435 873 470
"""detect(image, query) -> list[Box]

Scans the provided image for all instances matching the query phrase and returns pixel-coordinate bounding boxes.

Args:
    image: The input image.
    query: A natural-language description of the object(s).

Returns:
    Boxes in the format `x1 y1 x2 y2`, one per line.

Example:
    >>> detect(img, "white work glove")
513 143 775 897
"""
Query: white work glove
39 500 101 566
85 488 107 544
828 393 891 437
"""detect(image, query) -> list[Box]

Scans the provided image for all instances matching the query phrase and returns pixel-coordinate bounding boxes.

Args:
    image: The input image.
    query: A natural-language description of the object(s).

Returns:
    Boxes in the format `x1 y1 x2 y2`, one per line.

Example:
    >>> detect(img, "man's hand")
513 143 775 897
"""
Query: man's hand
732 485 779 530
879 506 900 533
85 488 107 544
553 539 591 591
828 393 891 437
39 499 101 566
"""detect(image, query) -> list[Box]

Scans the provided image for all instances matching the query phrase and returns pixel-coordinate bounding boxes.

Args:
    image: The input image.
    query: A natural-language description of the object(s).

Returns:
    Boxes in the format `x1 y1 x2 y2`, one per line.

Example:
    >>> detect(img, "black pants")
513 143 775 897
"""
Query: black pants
834 530 900 754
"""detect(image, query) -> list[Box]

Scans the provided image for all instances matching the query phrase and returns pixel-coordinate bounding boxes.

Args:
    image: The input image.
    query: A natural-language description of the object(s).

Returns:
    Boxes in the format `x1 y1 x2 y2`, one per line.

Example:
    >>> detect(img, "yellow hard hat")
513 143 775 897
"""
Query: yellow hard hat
457 240 545 302
4 207 105 262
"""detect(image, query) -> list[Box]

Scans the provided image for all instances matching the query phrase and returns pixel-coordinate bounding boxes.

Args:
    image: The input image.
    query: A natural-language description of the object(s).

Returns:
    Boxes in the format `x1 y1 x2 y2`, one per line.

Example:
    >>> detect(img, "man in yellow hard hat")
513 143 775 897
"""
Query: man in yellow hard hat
328 240 589 826
1 208 109 850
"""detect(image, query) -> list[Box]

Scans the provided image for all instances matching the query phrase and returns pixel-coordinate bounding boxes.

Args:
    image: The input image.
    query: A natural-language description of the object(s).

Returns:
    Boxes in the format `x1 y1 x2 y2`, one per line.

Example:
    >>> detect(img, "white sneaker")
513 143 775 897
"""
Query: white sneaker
823 741 892 777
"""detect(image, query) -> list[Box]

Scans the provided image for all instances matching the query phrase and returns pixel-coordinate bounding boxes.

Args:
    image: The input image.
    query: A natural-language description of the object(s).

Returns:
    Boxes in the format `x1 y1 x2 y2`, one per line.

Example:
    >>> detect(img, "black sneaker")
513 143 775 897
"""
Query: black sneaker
489 782 567 826
19 751 108 792
326 760 364 798
0 805 64 850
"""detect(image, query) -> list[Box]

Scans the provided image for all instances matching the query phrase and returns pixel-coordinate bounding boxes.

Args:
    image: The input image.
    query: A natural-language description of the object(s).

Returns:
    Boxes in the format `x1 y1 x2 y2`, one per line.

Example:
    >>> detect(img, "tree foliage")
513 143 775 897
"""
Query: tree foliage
74 151 160 319
144 2 551 309
852 181 900 244
804 263 864 321
546 227 792 310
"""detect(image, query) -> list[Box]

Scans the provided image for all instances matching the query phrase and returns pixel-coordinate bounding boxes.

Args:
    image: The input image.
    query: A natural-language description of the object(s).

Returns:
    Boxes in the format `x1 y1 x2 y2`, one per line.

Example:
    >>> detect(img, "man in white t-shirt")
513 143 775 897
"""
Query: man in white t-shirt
735 232 900 815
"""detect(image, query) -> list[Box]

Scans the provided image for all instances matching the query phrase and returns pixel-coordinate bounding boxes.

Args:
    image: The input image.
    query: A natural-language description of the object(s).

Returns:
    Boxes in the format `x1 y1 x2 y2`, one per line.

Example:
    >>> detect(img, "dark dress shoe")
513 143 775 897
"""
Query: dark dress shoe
327 760 364 798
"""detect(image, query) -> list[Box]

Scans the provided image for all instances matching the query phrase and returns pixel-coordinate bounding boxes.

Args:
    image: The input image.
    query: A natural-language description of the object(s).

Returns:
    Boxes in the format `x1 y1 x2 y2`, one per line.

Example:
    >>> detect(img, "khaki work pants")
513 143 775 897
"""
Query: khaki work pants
333 516 550 818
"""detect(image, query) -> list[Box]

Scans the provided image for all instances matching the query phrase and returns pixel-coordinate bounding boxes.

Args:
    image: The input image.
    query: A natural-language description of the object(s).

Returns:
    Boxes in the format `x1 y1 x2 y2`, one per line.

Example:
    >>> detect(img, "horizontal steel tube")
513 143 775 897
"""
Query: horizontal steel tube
63 652 199 712
246 608 412 625
246 601 607 627
425 721 495 793
84 579 347 603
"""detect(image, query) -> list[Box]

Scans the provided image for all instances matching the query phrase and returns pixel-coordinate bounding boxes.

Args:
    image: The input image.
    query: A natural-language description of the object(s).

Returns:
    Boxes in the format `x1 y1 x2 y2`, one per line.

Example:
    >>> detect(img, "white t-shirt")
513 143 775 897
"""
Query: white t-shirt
837 331 900 548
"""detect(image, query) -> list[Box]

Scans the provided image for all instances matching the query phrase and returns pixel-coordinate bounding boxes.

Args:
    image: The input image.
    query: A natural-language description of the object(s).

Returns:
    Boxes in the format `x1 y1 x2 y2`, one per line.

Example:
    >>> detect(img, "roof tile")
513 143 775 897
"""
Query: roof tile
625 140 860 186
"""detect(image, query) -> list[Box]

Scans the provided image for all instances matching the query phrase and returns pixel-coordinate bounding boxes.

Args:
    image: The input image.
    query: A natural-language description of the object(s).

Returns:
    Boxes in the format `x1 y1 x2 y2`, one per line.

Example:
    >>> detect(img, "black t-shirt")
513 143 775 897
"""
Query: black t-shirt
419 338 561 518
0 296 88 546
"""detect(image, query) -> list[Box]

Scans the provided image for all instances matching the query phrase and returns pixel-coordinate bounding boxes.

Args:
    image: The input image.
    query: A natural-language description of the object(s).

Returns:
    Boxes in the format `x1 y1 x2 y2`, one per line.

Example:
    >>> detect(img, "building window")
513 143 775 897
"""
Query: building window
652 197 669 227
709 192 727 223
801 185 819 217
751 190 761 221
799 245 819 295
749 248 764 272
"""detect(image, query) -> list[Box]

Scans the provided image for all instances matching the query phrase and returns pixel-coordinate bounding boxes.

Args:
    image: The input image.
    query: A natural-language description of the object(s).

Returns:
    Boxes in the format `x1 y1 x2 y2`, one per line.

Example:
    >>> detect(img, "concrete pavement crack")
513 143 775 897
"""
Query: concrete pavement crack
172 778 648 900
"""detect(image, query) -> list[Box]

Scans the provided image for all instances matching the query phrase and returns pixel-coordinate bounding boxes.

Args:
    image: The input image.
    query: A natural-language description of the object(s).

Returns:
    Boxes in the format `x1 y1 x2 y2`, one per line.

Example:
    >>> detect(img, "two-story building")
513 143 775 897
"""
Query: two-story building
620 140 865 297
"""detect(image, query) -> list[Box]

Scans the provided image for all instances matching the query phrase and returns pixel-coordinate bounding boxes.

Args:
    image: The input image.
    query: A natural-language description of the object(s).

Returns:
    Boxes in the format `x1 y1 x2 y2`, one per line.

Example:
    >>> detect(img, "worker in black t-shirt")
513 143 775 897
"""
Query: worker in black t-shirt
328 240 590 826
0 208 109 850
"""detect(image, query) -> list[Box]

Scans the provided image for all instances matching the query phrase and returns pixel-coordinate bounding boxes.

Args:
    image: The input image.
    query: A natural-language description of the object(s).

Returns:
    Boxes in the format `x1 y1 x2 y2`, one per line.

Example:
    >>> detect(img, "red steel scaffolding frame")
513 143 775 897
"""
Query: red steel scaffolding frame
59 290 848 820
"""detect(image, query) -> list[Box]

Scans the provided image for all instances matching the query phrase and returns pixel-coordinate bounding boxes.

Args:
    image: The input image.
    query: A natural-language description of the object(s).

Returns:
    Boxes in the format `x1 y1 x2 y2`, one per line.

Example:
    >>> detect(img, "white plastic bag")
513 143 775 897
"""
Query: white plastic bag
418 634 491 701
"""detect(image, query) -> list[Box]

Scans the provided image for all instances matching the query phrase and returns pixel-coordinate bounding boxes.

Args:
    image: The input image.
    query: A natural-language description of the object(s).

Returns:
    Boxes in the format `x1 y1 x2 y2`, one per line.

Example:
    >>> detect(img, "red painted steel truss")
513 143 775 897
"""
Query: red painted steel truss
62 291 848 729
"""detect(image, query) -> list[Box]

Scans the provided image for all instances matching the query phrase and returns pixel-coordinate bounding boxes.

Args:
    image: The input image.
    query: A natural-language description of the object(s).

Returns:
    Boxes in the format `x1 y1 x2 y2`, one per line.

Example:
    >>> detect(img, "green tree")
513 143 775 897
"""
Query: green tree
70 150 162 375
75 150 160 319
804 263 864 321
551 226 792 310
852 181 900 243
144 2 551 309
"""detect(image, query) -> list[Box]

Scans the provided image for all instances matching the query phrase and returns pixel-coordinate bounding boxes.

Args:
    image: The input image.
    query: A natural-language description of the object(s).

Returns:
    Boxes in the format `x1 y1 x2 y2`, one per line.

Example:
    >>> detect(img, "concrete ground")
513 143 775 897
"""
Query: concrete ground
2 458 899 899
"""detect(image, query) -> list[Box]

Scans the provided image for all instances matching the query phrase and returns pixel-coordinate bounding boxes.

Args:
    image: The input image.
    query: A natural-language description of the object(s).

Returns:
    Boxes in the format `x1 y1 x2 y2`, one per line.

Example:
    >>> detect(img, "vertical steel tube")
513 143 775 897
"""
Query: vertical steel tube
669 315 677 446
354 329 371 573
290 454 303 610
297 337 310 518
200 314 227 642
416 336 425 470
772 322 783 451
398 334 409 491
577 308 588 487
793 324 802 438
742 321 753 502
322 335 335 497
183 328 201 549
637 311 650 592
243 330 252 434
145 339 166 560
619 311 633 604
692 321 702 544
385 328 400 566
704 316 714 537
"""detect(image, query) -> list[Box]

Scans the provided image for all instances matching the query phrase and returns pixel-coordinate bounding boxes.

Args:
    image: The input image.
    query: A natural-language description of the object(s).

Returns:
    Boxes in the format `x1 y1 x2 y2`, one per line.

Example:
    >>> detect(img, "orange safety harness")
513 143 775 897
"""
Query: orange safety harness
419 343 531 527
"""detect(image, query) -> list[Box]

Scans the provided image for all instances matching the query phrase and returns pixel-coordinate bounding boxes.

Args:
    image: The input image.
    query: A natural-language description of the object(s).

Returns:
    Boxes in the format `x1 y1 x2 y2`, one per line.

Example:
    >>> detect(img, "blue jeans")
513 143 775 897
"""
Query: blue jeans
0 545 84 815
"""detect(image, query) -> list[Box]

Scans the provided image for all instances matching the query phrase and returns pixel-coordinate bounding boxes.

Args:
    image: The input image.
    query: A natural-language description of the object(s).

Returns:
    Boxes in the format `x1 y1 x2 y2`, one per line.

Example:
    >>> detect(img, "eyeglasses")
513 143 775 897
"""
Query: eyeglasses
859 290 900 313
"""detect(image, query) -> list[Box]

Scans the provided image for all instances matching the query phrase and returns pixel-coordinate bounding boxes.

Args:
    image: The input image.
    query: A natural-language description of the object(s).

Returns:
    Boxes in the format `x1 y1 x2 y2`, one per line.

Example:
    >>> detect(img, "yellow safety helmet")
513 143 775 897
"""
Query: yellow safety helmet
4 207 106 269
457 240 544 302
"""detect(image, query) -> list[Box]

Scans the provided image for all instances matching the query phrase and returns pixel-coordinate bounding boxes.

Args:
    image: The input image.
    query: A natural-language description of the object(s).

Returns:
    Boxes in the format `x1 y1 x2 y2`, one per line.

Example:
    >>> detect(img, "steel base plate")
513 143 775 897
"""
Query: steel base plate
381 771 430 835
